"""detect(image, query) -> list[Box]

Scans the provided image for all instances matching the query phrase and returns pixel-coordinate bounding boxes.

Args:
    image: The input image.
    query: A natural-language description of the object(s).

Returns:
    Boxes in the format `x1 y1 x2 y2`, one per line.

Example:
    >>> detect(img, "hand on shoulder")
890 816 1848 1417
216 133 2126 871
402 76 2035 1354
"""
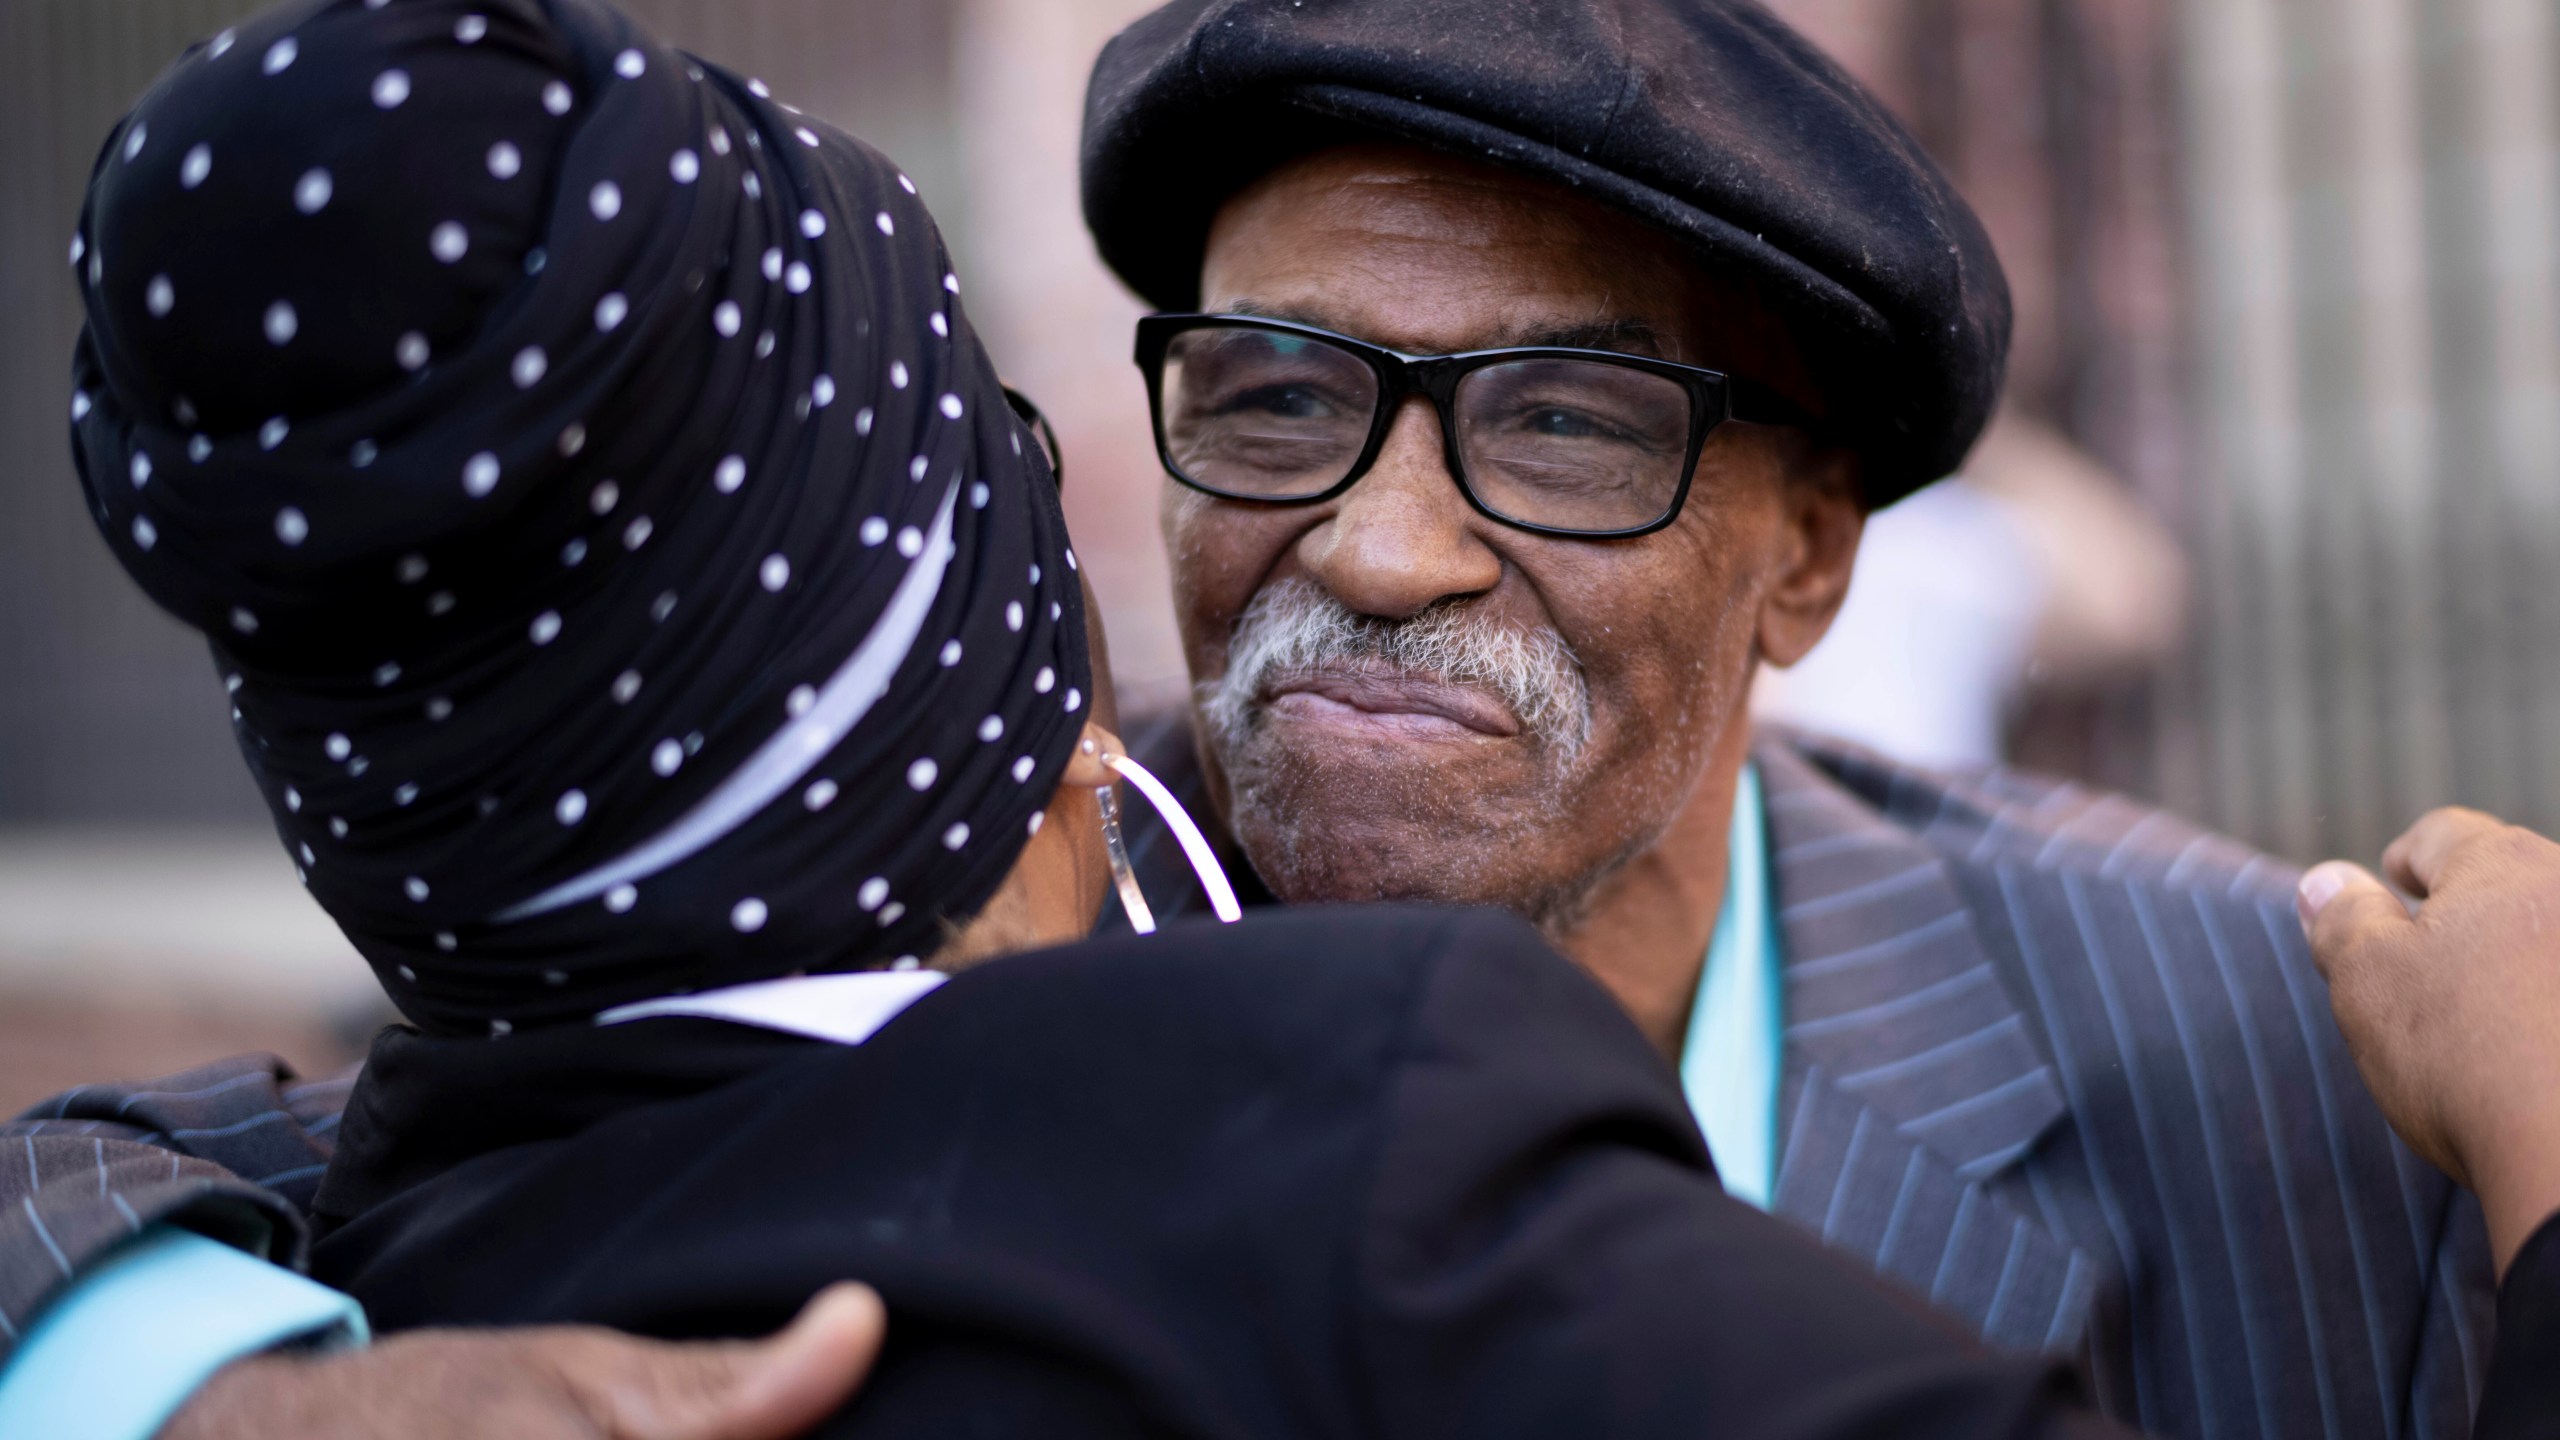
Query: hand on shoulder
2300 808 2560 1276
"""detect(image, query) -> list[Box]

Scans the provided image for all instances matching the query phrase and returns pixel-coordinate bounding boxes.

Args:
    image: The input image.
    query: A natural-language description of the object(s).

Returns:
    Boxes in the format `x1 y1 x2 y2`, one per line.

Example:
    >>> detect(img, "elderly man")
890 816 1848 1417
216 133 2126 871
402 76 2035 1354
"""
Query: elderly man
1078 3 2496 1437
0 0 2497 1437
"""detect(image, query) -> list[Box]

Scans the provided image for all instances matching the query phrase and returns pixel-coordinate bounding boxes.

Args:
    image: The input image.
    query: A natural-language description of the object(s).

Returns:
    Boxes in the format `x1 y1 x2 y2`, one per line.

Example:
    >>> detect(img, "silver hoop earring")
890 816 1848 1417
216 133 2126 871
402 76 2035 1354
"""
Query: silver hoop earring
1096 753 1242 934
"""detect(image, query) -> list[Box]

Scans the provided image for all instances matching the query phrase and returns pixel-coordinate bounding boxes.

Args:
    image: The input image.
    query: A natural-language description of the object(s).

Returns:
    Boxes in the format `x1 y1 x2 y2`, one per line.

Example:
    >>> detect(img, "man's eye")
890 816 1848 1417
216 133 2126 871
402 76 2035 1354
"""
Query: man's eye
1515 406 1635 442
1524 407 1605 437
1221 383 1338 420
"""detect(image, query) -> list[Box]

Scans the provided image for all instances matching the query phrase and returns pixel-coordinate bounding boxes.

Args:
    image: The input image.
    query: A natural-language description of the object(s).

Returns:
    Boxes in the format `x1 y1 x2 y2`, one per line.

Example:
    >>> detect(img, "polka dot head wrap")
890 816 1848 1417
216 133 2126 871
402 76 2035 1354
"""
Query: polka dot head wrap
67 0 1092 1035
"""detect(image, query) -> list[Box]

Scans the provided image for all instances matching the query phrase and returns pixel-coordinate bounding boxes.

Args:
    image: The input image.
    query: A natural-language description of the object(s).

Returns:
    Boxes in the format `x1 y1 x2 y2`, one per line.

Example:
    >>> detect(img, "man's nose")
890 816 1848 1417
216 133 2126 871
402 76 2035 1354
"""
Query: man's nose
1295 397 1501 619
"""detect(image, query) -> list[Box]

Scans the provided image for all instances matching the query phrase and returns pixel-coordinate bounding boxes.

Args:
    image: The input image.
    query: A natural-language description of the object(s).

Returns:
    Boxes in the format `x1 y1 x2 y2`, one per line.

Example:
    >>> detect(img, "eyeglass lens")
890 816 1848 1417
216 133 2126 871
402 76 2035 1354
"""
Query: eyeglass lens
1156 325 1695 533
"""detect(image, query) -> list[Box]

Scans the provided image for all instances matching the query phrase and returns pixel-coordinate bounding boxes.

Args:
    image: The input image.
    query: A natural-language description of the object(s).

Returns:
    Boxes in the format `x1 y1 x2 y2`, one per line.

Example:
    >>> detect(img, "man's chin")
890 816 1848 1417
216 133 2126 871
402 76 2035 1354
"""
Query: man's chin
1232 809 1600 935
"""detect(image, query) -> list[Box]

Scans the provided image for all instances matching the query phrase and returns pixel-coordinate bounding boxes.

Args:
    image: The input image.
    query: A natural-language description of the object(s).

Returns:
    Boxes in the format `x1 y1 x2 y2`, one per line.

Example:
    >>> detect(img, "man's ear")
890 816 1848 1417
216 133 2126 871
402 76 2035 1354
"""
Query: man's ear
1756 445 1864 669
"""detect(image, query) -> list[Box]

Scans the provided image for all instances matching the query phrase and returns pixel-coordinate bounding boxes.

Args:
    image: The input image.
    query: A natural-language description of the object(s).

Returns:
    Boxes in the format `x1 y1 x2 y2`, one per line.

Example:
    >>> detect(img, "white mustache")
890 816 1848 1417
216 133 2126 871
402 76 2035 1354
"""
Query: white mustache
1200 578 1591 761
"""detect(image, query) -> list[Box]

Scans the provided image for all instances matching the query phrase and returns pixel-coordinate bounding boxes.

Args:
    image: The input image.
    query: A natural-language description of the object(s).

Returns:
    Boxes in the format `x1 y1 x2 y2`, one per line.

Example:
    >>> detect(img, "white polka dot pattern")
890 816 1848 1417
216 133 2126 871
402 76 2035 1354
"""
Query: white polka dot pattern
68 0 1089 1035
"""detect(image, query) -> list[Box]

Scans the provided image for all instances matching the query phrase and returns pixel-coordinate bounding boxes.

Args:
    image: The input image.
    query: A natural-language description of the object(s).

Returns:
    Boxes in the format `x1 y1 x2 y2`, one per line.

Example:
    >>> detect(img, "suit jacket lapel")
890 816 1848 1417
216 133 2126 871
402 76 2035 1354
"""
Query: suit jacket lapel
1757 738 2067 1182
1756 738 2095 1352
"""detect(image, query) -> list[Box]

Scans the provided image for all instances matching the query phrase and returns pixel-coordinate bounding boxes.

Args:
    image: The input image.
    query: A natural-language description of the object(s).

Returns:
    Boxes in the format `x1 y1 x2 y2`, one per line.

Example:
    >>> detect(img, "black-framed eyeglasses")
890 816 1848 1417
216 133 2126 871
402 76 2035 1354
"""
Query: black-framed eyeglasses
1134 313 1818 539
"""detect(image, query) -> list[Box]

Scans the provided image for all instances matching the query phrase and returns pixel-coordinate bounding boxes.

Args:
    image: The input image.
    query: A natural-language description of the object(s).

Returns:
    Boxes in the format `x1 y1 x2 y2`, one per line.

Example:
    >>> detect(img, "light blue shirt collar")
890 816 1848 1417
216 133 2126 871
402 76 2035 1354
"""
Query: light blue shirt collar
1677 761 1784 1210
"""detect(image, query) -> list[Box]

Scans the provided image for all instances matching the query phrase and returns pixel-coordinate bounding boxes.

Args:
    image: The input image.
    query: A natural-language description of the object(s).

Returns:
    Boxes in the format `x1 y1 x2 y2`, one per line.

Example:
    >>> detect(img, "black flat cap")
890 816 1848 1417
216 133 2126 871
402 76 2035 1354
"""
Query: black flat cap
1081 0 2011 505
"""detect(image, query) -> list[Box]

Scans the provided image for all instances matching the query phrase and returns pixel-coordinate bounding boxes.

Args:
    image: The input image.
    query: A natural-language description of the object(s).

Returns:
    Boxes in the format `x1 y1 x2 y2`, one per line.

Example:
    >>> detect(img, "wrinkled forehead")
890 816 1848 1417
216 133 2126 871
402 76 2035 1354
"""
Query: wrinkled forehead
1200 141 1816 402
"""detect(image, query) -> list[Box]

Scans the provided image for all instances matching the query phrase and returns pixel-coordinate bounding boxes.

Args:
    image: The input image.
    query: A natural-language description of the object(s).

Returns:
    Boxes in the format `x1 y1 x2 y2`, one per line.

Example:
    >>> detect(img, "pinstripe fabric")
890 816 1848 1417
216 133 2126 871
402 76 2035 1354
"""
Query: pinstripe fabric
0 1058 348 1357
0 717 2498 1440
1757 734 2495 1440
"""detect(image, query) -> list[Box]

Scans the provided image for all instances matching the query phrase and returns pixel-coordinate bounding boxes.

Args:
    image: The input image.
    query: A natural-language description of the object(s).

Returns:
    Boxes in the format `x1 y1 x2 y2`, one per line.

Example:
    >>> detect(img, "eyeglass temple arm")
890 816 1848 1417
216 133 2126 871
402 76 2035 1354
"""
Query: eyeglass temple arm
1000 383 1066 488
1726 377 1826 436
1101 753 1245 924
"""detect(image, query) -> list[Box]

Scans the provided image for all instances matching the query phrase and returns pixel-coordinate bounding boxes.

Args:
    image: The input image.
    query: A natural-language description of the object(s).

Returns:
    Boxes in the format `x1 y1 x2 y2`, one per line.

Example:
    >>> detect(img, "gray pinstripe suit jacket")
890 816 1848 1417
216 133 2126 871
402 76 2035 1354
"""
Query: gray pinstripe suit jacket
0 726 2496 1440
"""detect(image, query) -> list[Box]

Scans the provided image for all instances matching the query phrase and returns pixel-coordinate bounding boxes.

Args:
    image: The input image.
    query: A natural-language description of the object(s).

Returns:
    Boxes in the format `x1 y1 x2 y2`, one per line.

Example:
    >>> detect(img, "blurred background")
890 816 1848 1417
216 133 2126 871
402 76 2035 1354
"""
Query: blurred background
0 0 2552 1107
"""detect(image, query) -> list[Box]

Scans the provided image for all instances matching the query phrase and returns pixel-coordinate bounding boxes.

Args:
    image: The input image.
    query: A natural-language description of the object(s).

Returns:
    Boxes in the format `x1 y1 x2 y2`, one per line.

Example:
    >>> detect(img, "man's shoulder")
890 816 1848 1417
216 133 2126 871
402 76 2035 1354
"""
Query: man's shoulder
1760 727 2300 922
1756 733 2490 1426
1757 726 2332 1129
